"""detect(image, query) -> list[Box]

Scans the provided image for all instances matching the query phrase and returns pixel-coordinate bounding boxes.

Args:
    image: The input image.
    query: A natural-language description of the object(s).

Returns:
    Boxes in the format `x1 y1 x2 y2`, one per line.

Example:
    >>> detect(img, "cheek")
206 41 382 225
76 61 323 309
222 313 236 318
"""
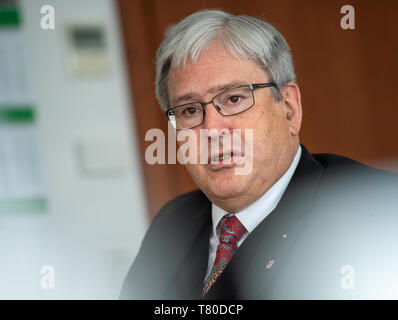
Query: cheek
266 104 289 131
249 107 276 138
185 163 208 186
175 130 202 161
249 106 289 153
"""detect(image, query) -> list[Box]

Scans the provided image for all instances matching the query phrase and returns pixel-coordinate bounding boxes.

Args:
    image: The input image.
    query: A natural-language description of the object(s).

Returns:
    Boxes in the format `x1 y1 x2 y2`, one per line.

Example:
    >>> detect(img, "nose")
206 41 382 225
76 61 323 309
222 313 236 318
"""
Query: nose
201 102 230 138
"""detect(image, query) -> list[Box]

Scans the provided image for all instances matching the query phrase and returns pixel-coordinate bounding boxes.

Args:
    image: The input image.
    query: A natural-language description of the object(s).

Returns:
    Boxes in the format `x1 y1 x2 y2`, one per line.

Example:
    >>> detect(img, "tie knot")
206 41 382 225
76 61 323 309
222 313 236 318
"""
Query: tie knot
218 215 247 249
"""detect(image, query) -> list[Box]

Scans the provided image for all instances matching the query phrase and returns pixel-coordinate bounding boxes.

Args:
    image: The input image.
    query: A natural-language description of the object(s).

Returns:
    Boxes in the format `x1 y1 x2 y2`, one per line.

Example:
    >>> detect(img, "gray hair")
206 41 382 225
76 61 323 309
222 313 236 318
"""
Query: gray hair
155 9 296 111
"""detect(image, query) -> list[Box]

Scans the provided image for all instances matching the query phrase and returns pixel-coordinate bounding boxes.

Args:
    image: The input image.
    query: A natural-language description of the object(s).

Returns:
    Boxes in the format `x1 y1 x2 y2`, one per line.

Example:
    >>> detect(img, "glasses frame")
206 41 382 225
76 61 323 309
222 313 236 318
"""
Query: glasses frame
165 82 277 130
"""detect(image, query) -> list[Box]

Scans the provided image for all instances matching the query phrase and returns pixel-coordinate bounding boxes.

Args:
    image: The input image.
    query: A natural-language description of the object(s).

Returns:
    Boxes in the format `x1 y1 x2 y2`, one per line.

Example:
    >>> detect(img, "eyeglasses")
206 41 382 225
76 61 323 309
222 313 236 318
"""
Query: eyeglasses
165 82 277 130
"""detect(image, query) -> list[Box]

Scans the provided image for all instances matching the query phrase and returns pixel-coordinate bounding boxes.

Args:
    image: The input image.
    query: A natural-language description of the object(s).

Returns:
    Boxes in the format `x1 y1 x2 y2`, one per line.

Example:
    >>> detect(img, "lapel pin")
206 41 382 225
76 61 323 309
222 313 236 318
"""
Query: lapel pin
282 234 287 239
266 260 275 269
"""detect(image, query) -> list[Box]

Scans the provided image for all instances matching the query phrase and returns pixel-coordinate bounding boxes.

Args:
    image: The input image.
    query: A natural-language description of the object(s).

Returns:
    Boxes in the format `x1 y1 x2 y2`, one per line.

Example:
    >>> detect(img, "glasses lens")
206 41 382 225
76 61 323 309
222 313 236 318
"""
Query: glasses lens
167 103 203 130
214 86 253 115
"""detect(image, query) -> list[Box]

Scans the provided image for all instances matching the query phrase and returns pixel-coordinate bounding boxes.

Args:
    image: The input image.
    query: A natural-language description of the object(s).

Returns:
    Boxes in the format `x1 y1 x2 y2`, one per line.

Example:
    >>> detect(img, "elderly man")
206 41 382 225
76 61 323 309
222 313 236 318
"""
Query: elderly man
120 10 398 299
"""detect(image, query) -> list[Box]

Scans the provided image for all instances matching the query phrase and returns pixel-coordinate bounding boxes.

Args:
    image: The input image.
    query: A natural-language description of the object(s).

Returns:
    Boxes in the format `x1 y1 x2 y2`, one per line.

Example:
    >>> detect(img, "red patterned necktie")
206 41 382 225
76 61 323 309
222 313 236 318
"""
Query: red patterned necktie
202 215 247 297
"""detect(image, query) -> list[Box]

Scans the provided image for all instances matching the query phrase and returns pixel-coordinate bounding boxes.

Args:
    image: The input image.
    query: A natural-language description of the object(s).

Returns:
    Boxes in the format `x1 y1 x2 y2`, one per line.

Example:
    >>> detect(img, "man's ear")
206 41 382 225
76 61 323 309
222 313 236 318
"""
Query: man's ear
280 82 302 136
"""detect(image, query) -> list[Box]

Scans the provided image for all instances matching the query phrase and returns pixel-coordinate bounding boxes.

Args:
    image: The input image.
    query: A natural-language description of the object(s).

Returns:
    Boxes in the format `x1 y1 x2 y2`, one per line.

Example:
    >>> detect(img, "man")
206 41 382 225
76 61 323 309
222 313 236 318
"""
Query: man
120 9 398 299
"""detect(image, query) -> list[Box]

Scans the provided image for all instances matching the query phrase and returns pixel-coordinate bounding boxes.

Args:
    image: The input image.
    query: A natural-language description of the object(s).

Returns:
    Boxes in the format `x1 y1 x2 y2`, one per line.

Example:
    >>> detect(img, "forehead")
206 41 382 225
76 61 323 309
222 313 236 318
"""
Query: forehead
167 42 268 105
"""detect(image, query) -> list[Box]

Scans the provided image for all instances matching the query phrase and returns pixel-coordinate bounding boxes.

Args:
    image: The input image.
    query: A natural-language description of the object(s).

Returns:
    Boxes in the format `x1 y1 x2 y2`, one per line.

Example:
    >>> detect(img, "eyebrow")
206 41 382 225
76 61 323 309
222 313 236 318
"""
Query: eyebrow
171 80 247 107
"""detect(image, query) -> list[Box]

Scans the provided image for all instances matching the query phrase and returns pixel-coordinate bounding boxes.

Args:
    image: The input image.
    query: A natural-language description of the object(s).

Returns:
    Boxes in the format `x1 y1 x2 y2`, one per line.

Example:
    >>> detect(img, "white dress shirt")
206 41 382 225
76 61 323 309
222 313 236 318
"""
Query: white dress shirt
204 145 302 281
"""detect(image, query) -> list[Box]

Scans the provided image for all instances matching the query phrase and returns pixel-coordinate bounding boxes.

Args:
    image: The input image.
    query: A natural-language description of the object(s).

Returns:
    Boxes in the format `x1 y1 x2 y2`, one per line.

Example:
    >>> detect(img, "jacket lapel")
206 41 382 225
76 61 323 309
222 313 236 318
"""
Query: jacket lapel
168 197 212 299
204 145 325 299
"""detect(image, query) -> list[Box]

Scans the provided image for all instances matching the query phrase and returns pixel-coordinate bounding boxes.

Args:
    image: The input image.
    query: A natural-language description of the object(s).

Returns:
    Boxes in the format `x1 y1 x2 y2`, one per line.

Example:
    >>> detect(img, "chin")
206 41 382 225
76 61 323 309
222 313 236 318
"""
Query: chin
205 176 248 201
189 164 250 197
211 189 244 202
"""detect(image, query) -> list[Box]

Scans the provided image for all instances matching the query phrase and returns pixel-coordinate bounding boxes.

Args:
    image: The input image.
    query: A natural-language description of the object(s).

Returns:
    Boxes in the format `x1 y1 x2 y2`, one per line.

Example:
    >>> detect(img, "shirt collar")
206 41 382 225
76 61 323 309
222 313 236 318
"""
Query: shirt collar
211 145 302 238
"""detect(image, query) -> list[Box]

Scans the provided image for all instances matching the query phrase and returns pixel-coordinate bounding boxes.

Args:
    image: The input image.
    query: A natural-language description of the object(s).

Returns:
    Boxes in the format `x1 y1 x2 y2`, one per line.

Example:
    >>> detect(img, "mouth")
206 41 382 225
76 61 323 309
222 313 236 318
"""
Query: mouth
210 152 233 162
207 151 244 170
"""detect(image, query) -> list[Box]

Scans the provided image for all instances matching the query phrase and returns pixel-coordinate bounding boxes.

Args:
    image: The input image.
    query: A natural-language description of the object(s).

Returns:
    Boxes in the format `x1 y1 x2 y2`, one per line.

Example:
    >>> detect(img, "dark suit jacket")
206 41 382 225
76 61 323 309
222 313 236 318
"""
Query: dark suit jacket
120 145 398 299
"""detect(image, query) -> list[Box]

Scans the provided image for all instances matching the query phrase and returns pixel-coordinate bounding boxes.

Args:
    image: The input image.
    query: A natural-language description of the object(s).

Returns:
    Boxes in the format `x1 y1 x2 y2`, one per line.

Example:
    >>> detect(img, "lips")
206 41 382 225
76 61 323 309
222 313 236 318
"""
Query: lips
207 150 244 170
210 152 233 163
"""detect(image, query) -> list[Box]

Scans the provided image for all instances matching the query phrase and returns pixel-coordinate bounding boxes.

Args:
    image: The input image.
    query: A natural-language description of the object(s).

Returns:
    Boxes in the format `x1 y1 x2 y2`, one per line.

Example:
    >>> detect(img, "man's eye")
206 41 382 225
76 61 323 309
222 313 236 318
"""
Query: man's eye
182 107 199 115
227 96 242 104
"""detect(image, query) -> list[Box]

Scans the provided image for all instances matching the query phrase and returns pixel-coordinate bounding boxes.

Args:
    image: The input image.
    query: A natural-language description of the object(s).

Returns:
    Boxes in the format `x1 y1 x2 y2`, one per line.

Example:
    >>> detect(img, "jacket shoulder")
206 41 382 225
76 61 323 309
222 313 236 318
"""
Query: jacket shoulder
150 189 209 226
120 189 210 299
311 152 398 214
313 152 398 180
